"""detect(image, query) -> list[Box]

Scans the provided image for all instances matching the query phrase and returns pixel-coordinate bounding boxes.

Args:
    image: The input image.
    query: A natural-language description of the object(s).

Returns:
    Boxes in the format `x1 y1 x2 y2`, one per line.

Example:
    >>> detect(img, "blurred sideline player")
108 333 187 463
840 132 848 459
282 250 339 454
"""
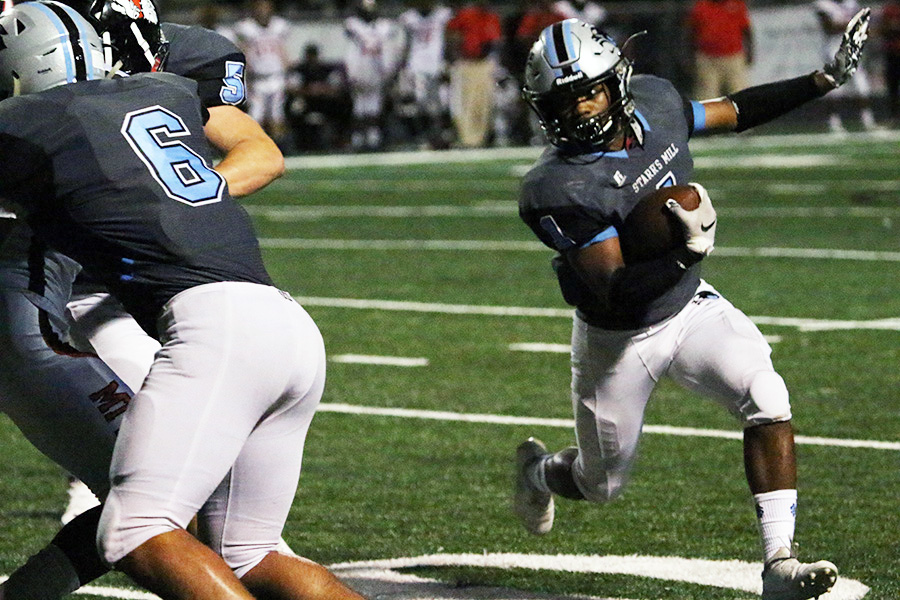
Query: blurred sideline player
0 0 293 598
815 0 878 131
344 0 403 151
513 14 869 600
229 0 291 144
397 0 452 149
0 3 364 599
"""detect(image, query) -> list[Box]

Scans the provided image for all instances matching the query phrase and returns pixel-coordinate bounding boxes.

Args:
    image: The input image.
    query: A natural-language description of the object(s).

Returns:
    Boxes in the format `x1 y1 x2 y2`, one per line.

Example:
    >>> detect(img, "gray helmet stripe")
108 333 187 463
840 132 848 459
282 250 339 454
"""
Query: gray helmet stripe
35 1 87 82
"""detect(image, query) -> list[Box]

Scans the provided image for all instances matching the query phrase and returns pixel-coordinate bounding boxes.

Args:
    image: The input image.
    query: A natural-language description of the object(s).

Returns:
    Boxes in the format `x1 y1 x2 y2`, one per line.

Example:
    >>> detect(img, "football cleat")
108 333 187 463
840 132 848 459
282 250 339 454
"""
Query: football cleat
61 478 101 525
761 547 838 600
513 437 554 535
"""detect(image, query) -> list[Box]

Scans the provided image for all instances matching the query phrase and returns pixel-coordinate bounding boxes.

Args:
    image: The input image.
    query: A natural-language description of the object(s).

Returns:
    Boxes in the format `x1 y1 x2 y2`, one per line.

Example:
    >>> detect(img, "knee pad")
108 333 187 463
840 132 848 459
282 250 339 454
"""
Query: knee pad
96 493 180 567
742 371 791 426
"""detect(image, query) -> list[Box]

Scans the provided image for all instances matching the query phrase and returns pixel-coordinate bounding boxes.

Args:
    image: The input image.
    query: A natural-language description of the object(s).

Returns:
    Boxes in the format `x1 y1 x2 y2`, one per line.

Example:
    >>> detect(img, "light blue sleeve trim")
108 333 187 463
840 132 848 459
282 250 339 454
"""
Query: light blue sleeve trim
579 226 618 248
634 110 651 131
691 101 707 132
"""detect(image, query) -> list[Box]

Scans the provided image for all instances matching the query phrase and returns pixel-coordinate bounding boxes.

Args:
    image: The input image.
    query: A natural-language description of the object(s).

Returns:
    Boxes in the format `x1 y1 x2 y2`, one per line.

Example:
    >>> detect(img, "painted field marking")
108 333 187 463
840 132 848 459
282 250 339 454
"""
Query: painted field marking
509 342 571 353
2 552 870 600
317 403 900 451
260 238 544 251
294 295 900 332
281 130 900 171
244 204 515 219
261 238 900 262
331 354 429 367
245 203 900 220
332 553 870 600
514 155 857 176
510 338 781 353
695 154 843 168
265 179 516 192
0 578 159 599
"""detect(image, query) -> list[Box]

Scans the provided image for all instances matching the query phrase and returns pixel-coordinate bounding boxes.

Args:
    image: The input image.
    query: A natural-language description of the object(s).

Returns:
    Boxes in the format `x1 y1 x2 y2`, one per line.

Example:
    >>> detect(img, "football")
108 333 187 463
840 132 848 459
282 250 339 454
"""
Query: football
618 184 701 262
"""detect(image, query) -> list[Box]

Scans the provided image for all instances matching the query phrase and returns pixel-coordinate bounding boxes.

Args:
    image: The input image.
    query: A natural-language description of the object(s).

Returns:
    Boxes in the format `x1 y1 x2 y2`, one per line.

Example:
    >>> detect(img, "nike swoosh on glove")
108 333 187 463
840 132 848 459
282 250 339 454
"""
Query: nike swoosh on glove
666 182 716 257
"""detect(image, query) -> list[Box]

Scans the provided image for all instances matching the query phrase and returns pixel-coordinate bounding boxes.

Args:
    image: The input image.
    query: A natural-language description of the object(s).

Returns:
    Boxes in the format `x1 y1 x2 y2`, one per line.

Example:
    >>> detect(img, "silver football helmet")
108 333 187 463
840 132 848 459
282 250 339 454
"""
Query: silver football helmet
523 19 635 151
0 1 107 98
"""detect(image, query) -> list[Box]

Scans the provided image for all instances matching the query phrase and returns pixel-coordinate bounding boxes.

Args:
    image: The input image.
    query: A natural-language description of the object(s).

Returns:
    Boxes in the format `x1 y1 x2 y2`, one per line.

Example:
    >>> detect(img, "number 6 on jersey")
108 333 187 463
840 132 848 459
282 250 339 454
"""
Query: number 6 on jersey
121 106 225 206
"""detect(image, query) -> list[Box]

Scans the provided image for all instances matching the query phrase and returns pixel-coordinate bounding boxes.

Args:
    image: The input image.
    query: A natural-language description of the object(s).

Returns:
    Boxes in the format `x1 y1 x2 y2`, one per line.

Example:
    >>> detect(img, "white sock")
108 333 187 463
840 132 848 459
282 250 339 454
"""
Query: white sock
828 113 845 132
1 544 80 600
754 489 798 562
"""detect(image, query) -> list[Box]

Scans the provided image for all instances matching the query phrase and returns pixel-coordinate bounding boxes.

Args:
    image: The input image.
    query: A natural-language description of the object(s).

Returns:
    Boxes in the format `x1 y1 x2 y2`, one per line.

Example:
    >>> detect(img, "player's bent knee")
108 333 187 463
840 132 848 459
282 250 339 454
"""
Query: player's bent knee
96 495 181 567
223 543 280 579
741 371 792 427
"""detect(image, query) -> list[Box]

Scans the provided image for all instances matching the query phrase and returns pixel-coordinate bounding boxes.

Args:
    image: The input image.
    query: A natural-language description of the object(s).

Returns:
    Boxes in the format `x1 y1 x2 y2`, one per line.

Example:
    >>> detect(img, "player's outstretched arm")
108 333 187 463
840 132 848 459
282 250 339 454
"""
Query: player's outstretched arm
204 105 285 198
822 7 870 87
698 7 870 133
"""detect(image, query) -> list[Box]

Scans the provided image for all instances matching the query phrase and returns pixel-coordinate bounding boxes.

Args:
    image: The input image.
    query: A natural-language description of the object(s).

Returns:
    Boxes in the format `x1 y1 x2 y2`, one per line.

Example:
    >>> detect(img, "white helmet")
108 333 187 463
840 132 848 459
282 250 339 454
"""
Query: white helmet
523 19 634 151
0 1 107 98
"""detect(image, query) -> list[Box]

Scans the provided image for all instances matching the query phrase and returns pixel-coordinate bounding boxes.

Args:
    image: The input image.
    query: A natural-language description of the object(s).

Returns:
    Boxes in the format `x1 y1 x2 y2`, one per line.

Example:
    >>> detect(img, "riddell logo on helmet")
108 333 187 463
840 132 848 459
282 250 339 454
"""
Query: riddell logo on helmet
554 72 585 85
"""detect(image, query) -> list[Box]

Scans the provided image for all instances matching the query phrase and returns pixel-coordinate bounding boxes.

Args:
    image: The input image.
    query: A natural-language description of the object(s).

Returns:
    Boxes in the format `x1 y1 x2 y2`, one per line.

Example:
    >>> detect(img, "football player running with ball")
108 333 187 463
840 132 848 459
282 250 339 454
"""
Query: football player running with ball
0 3 363 599
513 13 869 600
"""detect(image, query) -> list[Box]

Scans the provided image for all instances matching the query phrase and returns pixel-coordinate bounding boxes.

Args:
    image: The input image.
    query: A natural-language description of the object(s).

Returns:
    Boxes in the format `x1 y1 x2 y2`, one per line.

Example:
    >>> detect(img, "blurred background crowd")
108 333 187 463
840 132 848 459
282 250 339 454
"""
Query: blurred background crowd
163 0 900 154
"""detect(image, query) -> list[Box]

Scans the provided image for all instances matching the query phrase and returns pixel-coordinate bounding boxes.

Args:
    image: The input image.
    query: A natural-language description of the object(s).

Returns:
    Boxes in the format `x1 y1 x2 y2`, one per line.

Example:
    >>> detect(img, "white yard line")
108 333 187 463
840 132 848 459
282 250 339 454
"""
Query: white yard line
244 203 900 219
317 403 900 451
293 295 900 331
260 238 544 251
509 342 572 353
261 238 900 261
510 338 782 352
281 131 900 170
331 354 429 367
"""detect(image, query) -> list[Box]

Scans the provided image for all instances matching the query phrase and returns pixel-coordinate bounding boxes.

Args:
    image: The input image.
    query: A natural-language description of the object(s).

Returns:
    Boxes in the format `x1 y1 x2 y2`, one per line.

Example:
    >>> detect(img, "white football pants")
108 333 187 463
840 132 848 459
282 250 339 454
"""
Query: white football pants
570 281 791 503
97 282 325 577
0 221 131 497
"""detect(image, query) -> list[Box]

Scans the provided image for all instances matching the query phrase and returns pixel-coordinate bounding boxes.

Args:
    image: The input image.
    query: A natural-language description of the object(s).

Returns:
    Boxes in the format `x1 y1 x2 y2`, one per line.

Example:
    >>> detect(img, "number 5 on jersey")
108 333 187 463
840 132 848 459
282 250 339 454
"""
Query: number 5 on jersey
121 106 225 206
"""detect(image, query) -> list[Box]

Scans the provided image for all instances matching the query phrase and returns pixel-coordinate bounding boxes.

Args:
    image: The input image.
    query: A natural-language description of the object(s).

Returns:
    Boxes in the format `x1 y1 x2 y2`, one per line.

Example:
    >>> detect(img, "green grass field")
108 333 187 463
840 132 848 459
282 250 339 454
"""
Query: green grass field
1 131 898 599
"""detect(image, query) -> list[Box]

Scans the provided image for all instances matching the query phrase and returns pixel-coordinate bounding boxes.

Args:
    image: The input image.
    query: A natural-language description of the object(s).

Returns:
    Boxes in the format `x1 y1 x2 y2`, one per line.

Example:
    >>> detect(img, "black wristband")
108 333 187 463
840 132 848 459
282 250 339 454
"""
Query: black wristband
728 73 827 133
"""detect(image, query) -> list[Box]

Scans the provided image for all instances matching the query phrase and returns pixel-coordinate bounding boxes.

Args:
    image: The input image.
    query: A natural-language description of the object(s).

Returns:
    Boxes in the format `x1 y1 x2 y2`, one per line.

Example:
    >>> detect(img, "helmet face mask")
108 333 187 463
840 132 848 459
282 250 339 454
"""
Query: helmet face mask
0 1 107 99
523 19 634 152
86 0 168 73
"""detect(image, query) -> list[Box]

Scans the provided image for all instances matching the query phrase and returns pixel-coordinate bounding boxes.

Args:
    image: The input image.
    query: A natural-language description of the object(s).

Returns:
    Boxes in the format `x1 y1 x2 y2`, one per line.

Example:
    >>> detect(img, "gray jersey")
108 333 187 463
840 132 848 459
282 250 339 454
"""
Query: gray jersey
162 22 247 108
520 75 701 329
0 73 271 335
69 23 249 298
